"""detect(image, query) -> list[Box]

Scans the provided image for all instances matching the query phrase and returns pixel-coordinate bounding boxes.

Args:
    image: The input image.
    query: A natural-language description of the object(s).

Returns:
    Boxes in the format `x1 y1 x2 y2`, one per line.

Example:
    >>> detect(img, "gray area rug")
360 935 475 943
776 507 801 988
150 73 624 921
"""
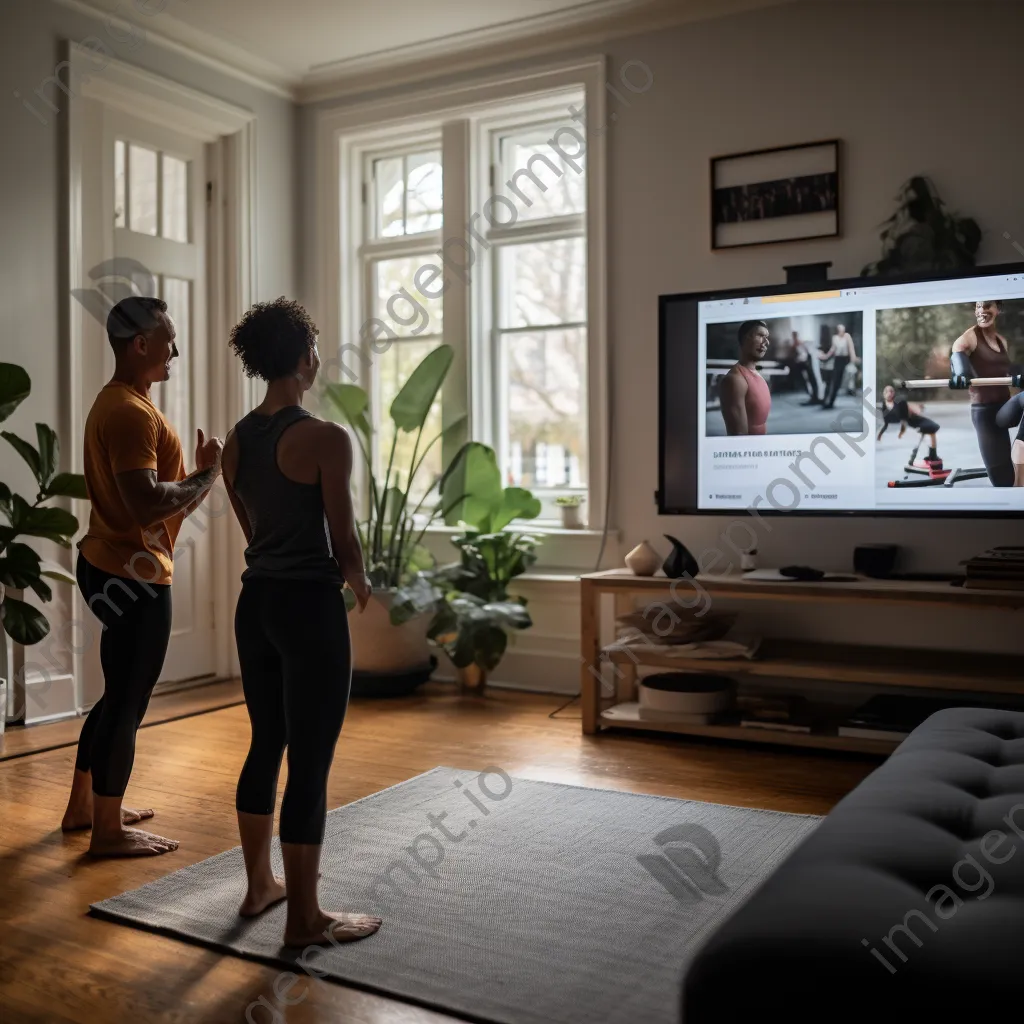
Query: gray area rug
91 767 820 1024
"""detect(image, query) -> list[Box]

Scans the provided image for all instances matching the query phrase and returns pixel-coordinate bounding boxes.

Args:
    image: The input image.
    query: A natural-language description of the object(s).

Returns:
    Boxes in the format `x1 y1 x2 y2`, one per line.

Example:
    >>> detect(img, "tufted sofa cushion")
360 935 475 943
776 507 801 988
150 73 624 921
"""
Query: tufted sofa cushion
681 708 1024 1022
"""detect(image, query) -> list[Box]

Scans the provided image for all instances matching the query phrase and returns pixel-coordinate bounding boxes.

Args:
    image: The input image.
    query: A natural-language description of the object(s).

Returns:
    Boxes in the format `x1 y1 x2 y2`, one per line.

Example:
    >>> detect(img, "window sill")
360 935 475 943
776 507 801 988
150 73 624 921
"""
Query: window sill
419 523 620 574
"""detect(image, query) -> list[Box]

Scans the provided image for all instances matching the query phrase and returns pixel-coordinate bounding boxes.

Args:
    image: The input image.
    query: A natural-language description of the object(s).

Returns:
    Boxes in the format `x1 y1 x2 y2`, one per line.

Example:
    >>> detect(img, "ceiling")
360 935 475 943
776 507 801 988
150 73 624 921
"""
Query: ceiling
60 0 787 101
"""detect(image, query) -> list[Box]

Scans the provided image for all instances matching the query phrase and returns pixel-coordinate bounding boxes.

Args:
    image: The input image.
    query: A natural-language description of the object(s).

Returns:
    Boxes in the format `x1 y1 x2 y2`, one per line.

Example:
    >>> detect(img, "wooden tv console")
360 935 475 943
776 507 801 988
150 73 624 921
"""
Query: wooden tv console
578 569 1024 755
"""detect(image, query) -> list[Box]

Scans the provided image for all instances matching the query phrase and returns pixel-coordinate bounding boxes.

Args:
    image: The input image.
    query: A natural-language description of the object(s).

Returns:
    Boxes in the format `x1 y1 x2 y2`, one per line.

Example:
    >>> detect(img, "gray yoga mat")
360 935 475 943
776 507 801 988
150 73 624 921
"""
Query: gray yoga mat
91 767 820 1024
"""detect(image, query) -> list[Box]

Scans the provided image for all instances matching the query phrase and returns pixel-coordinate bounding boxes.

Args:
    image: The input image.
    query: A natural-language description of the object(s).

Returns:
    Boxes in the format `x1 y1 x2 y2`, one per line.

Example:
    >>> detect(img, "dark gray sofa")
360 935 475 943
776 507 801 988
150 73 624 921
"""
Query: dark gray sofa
682 707 1024 1021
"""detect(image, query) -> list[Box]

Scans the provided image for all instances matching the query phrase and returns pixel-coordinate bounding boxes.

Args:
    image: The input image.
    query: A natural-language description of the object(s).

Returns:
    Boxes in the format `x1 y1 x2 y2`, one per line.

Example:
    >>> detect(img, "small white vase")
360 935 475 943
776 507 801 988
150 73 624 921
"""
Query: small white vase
625 540 661 576
560 504 583 529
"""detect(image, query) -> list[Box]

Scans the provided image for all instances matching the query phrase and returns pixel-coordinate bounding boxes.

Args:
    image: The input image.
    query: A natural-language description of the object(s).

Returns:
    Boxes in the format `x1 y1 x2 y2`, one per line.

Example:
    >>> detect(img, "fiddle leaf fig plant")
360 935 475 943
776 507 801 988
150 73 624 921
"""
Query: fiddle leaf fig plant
322 344 472 592
0 363 87 646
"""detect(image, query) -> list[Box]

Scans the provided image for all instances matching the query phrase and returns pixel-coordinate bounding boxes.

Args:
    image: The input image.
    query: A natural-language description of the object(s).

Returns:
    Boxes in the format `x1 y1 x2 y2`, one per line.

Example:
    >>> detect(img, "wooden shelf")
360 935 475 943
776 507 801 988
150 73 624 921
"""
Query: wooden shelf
578 568 1024 743
599 702 900 755
601 638 1023 695
582 569 1024 611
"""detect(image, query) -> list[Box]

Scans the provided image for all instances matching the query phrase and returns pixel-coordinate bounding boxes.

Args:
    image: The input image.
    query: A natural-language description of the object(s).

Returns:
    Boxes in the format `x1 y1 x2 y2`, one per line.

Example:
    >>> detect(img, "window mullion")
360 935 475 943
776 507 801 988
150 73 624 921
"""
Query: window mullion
440 118 472 471
484 213 585 247
357 232 444 262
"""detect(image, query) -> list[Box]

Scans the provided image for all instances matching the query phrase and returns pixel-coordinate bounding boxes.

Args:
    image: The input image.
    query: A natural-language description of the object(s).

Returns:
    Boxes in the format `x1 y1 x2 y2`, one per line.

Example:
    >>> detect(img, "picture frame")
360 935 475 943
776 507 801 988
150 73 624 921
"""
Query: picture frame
710 139 841 250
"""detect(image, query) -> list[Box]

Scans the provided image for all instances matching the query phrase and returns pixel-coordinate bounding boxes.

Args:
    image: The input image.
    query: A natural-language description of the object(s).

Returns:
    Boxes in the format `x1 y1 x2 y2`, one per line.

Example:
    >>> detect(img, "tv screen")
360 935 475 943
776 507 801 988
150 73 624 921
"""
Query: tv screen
658 263 1024 516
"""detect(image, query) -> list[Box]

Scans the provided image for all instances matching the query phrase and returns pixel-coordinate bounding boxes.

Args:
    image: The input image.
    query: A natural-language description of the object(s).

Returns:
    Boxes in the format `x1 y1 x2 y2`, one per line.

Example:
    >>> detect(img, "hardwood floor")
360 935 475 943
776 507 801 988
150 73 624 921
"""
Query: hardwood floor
0 678 245 761
0 682 880 1024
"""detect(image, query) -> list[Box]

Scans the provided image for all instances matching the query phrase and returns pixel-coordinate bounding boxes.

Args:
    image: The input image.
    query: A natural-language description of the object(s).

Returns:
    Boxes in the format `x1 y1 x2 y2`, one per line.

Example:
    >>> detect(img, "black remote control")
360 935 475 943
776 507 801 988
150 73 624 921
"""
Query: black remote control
779 565 826 581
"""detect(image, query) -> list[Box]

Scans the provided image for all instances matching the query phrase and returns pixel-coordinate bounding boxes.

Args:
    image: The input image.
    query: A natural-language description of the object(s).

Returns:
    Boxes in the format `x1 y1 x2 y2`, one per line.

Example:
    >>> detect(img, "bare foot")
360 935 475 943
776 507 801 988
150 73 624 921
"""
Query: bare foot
283 912 382 948
239 877 287 918
88 827 179 858
62 807 155 832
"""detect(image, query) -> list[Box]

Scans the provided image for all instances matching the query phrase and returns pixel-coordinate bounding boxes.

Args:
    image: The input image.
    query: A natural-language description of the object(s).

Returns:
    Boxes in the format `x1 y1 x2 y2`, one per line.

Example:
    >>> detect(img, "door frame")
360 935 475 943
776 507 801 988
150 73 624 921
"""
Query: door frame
61 41 256 711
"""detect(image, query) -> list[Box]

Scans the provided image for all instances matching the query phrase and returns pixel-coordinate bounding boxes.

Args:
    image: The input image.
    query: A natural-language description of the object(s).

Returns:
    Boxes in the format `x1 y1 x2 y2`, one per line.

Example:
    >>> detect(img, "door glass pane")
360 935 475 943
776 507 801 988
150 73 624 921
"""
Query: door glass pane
501 328 588 491
375 256 443 338
498 237 587 329
500 130 586 222
154 277 191 446
129 144 158 236
161 154 188 242
377 340 443 507
114 140 126 228
405 151 442 234
374 156 404 238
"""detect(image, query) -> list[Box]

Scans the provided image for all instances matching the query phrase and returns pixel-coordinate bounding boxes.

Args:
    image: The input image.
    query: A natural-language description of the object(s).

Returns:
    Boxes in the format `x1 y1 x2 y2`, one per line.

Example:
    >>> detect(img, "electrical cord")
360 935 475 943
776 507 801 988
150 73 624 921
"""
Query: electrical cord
549 379 615 721
549 693 581 719
593 358 615 573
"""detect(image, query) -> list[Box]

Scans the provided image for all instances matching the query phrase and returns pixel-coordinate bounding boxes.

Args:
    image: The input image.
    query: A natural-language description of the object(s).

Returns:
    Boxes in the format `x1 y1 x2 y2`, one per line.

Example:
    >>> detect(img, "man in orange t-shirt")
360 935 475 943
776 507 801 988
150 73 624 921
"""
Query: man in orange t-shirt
61 296 223 858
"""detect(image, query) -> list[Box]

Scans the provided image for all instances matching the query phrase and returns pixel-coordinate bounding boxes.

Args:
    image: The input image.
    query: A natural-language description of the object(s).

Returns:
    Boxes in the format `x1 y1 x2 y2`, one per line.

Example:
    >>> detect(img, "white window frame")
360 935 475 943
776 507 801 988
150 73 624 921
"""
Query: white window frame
357 134 445 484
475 105 589 521
314 57 608 551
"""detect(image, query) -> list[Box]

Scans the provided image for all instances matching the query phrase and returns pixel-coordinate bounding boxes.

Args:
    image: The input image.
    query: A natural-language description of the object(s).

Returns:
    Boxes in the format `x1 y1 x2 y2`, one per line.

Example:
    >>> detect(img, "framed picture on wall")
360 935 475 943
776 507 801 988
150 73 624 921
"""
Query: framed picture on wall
711 139 840 250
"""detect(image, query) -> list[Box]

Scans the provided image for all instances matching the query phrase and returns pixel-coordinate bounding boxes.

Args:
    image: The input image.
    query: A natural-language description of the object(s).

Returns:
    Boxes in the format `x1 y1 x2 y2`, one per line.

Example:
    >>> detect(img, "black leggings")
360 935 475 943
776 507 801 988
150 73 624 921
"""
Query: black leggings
907 415 939 436
234 579 351 845
995 392 1024 439
972 403 1015 487
823 356 850 407
74 553 173 797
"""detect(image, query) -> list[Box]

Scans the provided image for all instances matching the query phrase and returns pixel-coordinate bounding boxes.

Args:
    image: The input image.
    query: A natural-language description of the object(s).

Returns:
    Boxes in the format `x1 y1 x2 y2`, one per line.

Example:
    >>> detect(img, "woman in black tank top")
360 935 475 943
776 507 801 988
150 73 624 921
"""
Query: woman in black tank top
222 298 380 949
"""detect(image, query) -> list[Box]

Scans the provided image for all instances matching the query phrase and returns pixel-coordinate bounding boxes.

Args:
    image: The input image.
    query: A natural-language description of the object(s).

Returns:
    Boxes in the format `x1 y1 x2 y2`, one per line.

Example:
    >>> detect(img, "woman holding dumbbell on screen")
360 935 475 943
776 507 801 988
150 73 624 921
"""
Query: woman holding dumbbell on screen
949 300 1019 487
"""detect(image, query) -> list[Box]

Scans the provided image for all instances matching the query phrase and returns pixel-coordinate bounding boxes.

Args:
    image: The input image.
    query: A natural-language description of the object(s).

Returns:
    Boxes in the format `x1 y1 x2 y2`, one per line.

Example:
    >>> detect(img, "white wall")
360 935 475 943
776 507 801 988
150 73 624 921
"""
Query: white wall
300 0 1024 692
0 0 297 716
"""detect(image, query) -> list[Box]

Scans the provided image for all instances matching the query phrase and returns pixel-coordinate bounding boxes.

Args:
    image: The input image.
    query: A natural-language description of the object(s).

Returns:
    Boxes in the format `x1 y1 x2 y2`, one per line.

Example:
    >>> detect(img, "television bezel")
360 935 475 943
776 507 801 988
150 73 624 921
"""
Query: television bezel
657 260 1024 518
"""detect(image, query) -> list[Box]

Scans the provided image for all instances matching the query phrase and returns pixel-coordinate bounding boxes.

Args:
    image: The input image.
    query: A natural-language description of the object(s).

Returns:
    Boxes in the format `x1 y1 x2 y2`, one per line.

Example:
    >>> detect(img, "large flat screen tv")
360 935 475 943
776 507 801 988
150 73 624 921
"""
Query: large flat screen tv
658 262 1024 516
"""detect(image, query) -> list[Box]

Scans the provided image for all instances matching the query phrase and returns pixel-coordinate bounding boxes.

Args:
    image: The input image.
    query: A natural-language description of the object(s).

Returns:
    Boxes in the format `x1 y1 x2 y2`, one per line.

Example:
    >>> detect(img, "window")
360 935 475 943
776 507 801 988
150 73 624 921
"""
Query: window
337 81 600 532
489 122 588 512
359 145 444 504
113 139 191 242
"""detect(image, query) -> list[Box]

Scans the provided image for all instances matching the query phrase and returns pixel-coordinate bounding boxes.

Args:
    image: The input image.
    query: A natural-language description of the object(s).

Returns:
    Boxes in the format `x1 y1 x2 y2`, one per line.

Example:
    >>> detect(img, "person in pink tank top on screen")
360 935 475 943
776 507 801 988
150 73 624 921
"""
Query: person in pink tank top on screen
719 319 772 435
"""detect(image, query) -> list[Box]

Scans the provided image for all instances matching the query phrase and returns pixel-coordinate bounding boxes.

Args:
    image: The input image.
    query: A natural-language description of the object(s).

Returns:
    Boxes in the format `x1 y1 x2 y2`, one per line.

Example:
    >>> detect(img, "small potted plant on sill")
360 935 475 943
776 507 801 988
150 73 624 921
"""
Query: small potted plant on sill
555 494 584 530
391 442 541 694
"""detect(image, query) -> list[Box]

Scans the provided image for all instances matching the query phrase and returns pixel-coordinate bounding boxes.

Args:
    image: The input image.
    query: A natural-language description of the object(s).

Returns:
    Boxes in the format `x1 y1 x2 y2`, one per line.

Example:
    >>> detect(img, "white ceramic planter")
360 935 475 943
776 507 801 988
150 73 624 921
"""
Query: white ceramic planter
560 504 583 529
348 589 432 674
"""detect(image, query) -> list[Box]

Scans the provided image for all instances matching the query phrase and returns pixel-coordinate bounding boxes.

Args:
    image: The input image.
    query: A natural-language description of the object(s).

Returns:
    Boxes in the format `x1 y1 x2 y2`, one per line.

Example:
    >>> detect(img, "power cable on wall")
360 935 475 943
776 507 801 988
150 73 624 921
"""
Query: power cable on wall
550 348 616 721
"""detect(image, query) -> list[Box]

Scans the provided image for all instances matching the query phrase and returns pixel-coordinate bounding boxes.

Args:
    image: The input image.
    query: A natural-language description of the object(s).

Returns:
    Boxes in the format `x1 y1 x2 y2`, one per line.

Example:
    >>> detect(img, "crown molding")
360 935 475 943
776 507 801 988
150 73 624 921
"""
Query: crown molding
53 0 793 108
297 0 790 105
52 0 299 100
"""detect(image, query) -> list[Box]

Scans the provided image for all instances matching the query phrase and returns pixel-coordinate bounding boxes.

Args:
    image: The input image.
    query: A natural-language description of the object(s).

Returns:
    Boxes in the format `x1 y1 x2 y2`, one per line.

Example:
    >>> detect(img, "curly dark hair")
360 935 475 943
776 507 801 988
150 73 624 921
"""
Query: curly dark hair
228 297 318 381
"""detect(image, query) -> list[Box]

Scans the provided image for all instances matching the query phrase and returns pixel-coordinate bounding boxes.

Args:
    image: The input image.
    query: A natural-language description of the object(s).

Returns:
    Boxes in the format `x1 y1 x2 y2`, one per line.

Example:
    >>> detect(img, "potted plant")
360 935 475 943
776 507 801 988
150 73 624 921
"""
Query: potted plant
321 344 477 695
392 442 541 693
555 494 584 529
0 363 88 728
862 176 981 277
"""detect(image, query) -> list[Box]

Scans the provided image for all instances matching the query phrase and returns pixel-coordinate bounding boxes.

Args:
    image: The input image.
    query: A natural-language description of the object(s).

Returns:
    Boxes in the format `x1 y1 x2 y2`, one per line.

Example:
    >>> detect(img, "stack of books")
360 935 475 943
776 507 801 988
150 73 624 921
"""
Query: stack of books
962 547 1024 591
737 693 813 734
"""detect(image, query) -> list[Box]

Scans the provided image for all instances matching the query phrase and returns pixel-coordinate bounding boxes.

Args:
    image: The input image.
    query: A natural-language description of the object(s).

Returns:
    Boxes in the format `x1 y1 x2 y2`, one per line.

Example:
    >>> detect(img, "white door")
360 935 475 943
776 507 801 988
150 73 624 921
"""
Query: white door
96 109 217 689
